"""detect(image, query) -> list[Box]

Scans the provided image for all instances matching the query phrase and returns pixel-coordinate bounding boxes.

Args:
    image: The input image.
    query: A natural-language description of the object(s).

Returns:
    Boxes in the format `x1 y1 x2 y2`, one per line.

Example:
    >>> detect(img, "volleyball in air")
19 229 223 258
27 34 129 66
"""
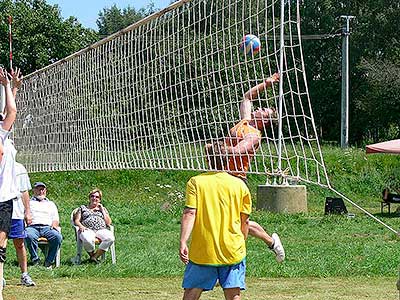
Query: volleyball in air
240 34 261 56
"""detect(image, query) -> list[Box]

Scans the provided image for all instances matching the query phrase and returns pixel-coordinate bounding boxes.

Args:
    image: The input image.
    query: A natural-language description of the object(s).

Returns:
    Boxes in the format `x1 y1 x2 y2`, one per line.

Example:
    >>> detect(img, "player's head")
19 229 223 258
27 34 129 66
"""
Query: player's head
251 107 277 130
205 141 229 170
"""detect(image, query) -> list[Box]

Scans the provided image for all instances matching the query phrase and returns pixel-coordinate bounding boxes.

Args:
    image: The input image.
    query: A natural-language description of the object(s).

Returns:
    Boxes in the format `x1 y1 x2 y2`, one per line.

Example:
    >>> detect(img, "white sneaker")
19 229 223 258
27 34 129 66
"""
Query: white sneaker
21 274 36 286
271 233 285 263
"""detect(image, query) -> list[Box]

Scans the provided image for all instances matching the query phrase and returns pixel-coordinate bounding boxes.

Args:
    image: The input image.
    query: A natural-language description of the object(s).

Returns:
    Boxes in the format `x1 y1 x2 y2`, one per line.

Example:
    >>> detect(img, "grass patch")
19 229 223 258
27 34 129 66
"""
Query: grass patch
3 146 400 297
3 277 398 300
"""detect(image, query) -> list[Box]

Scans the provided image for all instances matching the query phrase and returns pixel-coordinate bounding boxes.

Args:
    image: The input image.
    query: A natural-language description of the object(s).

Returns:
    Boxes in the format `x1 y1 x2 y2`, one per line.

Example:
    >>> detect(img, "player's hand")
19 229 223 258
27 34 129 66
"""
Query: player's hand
179 243 189 265
11 67 23 89
0 68 10 86
265 73 280 86
25 212 33 225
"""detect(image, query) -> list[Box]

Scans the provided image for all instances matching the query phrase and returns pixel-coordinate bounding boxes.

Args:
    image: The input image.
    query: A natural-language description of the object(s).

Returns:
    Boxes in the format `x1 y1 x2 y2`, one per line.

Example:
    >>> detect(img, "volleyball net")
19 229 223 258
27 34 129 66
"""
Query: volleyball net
13 0 328 187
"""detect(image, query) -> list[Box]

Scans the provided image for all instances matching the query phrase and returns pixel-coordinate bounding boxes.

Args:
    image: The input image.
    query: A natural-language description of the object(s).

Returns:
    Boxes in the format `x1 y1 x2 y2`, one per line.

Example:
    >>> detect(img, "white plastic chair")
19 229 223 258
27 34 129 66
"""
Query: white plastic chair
70 208 116 265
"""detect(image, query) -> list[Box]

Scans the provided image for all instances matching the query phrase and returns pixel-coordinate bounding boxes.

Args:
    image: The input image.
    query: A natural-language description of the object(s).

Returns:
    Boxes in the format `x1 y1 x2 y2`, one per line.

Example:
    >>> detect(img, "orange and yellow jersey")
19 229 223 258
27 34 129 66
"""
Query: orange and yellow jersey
225 119 261 179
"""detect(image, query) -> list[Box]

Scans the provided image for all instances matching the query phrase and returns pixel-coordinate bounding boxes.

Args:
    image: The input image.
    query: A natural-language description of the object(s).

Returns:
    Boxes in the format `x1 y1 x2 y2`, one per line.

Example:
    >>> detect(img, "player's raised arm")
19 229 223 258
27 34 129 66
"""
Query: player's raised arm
0 68 17 131
240 72 279 120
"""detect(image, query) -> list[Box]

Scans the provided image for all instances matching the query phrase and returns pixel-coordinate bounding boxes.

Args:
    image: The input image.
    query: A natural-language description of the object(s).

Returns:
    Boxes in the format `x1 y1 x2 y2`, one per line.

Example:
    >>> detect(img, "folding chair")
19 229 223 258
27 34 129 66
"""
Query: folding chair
70 208 116 265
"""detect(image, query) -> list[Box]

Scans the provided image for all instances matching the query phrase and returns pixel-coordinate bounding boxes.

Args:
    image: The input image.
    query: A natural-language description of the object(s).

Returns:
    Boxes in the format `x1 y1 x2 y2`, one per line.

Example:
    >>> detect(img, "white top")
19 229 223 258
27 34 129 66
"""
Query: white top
0 127 19 202
12 162 32 219
29 197 60 226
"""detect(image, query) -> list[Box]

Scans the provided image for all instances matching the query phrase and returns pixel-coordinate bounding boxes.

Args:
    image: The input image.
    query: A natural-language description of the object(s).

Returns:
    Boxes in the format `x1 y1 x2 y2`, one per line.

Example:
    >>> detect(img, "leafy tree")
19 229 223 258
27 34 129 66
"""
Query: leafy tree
300 0 400 144
0 0 97 74
348 1 400 143
96 4 155 38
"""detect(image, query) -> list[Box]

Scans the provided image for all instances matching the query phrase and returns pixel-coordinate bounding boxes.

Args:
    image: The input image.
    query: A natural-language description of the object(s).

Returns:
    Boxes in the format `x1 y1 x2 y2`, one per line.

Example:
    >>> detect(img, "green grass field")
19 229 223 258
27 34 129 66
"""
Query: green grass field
3 146 400 299
3 277 398 300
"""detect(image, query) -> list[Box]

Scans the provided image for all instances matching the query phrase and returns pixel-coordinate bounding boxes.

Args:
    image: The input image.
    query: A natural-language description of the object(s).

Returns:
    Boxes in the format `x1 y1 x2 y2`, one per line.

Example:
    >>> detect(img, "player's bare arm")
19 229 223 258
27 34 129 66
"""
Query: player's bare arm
179 207 196 265
240 213 250 239
0 68 17 131
226 133 260 155
240 73 280 120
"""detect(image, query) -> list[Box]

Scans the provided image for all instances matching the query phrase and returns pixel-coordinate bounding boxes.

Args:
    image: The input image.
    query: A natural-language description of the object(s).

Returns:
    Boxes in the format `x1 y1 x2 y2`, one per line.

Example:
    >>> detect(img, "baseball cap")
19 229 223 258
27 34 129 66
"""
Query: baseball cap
33 182 46 188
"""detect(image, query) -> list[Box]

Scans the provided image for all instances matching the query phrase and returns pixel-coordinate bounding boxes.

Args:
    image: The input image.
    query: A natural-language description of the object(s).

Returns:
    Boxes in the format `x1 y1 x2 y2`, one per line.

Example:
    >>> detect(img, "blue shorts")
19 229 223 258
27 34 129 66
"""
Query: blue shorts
8 219 27 239
182 259 246 291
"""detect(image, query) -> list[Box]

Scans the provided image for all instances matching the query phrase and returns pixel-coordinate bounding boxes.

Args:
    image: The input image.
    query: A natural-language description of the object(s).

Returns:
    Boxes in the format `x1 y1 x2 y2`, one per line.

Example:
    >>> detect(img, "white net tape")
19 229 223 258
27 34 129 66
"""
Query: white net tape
14 0 329 187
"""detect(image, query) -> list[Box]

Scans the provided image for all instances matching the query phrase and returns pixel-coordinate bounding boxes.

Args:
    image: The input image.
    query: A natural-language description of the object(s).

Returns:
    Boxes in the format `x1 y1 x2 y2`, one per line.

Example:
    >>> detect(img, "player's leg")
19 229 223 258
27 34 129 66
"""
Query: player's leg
9 219 28 273
0 232 8 300
183 288 203 300
13 238 27 271
249 221 285 262
182 262 217 300
218 259 245 300
223 288 241 300
248 220 273 246
13 237 35 286
0 199 13 300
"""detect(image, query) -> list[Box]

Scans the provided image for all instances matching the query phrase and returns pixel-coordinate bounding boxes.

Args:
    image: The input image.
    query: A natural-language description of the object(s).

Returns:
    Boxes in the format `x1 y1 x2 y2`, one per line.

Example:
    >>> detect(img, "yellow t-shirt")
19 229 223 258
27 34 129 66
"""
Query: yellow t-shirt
185 172 252 266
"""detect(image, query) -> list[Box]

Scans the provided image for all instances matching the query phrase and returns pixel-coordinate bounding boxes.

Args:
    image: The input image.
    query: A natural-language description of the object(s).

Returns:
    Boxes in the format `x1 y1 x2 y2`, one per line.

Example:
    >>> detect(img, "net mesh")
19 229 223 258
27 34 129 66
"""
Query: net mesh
13 0 329 187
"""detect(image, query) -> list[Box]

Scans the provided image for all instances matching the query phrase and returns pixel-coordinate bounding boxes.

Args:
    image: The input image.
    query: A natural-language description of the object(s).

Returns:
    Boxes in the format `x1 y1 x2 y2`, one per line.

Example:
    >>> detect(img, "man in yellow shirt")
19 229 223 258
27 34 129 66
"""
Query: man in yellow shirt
179 142 251 300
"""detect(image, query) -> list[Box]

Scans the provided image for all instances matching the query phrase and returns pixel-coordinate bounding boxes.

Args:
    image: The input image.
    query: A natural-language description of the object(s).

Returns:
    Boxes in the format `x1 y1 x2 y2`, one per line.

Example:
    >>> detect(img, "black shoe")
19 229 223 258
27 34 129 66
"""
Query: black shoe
89 257 100 264
31 259 41 266
44 261 53 269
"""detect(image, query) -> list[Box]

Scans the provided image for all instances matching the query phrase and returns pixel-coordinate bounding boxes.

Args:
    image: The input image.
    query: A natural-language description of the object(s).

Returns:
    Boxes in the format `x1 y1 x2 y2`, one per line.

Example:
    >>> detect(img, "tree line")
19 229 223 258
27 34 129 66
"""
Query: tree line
0 0 398 145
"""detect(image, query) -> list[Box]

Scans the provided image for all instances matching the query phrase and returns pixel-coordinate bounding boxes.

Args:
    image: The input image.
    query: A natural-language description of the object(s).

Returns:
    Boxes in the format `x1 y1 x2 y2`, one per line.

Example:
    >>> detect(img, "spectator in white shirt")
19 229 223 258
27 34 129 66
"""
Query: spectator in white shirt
25 182 62 268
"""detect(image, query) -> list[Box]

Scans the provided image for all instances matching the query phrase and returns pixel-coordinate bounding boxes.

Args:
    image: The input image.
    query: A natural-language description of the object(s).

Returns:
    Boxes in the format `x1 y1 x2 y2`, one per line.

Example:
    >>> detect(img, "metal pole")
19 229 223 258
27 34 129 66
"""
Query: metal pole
277 0 285 177
340 15 355 148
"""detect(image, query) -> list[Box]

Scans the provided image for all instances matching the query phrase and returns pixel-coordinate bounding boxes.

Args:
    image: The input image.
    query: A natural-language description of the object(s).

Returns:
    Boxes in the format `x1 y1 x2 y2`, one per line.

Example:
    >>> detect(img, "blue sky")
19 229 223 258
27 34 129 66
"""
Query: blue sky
46 0 174 29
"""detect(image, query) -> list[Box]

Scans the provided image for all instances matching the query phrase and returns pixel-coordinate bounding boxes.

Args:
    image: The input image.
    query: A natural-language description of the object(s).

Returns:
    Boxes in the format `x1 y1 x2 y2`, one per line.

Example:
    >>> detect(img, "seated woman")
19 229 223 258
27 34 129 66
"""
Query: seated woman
382 188 400 203
73 188 115 263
